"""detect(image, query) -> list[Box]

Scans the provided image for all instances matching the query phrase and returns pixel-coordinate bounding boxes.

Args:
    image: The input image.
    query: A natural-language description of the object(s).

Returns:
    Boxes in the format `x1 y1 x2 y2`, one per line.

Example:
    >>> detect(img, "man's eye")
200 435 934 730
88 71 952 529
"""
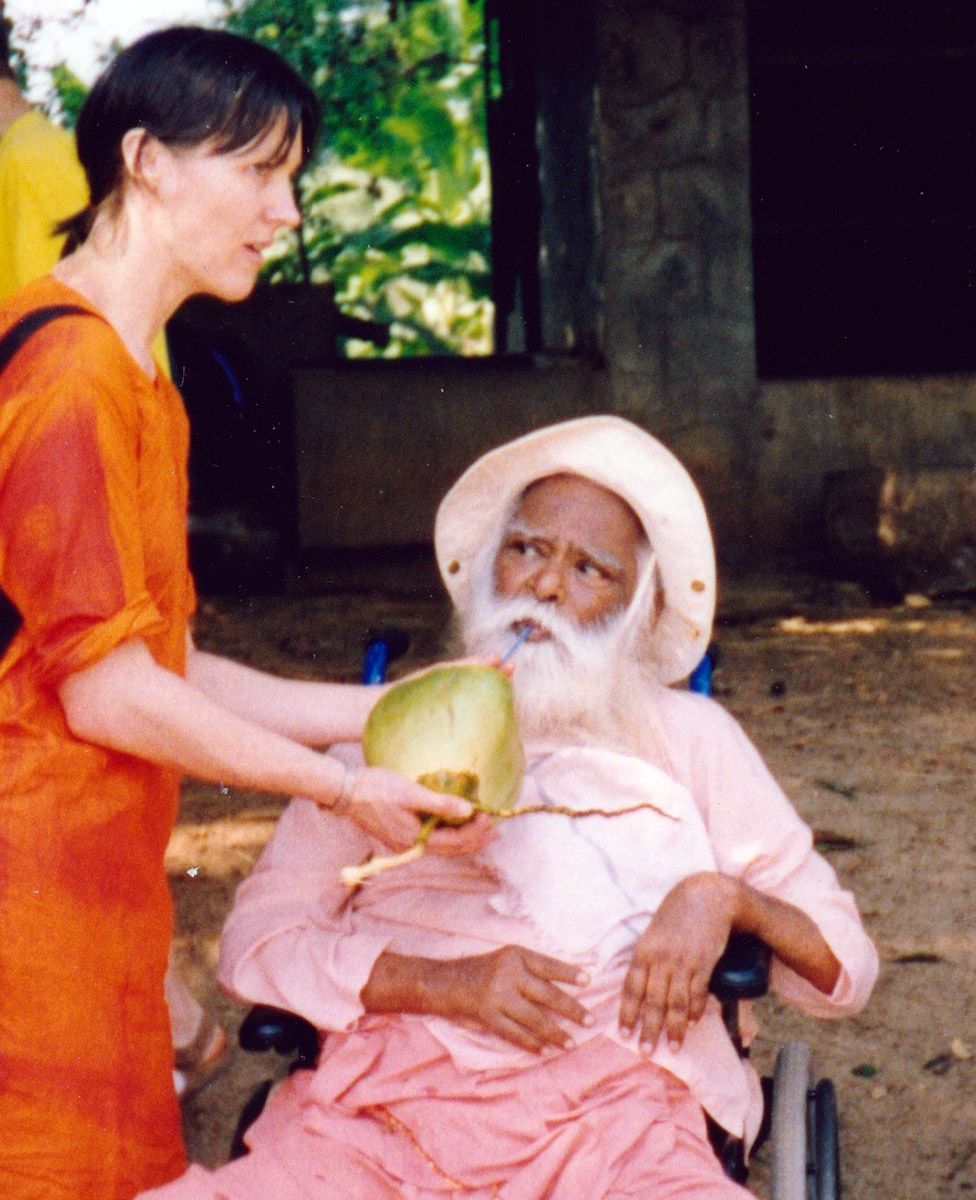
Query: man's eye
578 560 608 581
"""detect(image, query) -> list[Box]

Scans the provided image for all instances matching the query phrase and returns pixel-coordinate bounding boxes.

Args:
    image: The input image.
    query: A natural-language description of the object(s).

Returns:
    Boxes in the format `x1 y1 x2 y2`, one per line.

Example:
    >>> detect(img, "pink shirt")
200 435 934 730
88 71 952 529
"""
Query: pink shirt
218 686 877 1143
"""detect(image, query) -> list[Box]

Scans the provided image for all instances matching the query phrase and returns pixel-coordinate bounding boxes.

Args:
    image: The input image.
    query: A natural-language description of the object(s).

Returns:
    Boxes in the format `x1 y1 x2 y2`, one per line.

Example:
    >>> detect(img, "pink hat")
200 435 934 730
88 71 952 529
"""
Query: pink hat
434 416 716 685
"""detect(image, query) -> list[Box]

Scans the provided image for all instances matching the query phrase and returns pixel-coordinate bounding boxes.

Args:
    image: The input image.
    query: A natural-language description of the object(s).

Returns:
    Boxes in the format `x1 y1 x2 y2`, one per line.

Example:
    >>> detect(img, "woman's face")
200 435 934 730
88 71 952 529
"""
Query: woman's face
153 113 304 303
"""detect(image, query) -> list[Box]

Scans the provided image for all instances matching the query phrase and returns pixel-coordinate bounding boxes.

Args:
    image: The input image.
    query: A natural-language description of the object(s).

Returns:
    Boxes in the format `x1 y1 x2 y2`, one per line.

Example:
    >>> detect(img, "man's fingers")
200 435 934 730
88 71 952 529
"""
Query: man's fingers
619 958 649 1034
506 993 576 1050
524 949 590 988
521 975 592 1028
637 971 671 1051
491 1012 545 1054
657 977 692 1050
654 966 710 1051
687 973 709 1025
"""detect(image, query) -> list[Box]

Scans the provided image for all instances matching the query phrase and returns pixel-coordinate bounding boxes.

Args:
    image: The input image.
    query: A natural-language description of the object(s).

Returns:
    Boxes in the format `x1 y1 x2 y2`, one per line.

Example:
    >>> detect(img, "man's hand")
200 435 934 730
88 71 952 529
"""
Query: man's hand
364 946 592 1054
619 872 738 1053
439 947 592 1052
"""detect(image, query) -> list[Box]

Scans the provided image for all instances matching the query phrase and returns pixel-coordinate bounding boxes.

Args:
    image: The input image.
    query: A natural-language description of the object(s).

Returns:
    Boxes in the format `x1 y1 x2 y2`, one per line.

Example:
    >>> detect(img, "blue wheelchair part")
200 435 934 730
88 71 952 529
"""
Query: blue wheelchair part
362 626 411 685
688 642 720 696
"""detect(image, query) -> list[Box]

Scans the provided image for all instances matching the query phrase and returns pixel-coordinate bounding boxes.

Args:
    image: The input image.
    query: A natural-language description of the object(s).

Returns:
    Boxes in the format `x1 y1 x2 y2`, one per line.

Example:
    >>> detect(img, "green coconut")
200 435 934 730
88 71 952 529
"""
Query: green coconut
345 663 673 888
363 664 525 816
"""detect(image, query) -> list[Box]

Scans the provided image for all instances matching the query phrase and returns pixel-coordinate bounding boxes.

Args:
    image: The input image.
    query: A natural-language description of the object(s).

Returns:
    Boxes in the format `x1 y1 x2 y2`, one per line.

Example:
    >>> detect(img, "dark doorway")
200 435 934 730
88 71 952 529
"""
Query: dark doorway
748 2 976 377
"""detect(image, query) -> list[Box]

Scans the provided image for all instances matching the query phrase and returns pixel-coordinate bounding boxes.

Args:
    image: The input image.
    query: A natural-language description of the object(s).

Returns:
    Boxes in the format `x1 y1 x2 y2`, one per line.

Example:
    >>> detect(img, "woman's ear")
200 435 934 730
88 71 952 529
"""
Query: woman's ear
120 127 164 191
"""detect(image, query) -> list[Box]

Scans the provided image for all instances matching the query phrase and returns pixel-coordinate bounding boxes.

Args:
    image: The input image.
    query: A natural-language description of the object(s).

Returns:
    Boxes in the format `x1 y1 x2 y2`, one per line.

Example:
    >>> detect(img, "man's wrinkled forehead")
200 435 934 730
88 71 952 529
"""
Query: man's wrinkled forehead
498 472 648 551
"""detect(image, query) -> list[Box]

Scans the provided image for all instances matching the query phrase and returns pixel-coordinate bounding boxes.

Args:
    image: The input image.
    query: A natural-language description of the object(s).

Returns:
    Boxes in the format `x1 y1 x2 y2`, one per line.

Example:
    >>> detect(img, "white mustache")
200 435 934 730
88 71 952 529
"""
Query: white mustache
463 591 630 679
468 597 587 659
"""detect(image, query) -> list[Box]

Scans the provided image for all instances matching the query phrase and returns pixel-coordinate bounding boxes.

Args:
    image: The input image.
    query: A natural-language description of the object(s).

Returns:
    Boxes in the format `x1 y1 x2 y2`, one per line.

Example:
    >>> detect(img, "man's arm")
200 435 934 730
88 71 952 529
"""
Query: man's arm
362 946 593 1055
619 871 840 1052
646 691 878 1029
219 794 589 1053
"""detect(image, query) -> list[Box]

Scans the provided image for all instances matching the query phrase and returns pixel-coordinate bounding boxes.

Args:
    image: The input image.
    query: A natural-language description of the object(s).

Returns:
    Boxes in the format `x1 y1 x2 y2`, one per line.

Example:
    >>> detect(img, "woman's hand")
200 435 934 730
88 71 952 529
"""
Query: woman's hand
424 812 496 857
363 946 592 1054
336 765 485 852
619 872 738 1053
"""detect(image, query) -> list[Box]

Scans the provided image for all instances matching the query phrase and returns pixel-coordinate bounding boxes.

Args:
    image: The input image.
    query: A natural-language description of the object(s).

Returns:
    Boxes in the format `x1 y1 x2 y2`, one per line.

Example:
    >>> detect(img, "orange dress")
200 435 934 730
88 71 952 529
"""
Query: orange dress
0 278 192 1198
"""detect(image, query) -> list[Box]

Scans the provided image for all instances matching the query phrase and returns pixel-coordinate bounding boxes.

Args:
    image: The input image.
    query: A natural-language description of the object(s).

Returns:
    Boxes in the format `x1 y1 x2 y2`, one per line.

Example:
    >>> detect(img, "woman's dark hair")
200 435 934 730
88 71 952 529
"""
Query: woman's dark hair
0 13 17 82
60 25 320 247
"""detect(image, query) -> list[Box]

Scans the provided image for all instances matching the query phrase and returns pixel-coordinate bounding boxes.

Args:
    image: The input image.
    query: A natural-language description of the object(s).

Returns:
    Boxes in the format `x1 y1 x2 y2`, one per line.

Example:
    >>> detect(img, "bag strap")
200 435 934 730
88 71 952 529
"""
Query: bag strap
0 303 97 660
0 303 93 374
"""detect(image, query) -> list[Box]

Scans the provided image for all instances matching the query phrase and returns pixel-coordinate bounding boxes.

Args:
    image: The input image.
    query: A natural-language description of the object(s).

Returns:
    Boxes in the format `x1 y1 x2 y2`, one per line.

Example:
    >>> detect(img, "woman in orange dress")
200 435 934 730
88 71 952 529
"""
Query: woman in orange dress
0 26 482 1200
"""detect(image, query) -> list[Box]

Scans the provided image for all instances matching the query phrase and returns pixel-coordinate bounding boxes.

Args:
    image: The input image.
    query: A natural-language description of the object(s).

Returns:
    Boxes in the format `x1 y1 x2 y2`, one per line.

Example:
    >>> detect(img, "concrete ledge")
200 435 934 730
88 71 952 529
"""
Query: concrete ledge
292 357 605 550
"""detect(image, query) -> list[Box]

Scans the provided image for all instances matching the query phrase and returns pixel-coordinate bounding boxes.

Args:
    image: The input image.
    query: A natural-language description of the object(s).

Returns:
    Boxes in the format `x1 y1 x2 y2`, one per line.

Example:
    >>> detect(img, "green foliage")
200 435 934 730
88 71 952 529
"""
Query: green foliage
224 0 493 357
48 63 88 130
13 1 493 357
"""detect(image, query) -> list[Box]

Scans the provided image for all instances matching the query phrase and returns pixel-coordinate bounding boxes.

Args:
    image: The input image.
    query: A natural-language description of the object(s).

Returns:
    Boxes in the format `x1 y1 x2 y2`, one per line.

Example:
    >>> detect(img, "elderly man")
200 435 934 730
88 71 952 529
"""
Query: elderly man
146 416 877 1200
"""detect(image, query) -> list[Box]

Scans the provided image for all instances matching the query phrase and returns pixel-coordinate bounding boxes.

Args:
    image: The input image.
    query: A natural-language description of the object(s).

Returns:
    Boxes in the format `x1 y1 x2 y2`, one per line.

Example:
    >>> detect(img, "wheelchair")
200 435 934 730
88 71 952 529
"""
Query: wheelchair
229 634 842 1200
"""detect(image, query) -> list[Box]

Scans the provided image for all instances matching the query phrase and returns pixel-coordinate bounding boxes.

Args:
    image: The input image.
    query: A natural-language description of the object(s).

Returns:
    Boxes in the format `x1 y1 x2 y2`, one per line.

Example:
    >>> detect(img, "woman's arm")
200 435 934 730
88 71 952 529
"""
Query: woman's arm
57 638 474 843
184 635 380 746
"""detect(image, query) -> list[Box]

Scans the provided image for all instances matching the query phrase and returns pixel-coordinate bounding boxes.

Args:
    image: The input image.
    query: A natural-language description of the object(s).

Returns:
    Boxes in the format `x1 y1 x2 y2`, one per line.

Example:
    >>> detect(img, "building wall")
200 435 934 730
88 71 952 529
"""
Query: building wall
287 0 976 573
594 0 759 561
592 0 976 569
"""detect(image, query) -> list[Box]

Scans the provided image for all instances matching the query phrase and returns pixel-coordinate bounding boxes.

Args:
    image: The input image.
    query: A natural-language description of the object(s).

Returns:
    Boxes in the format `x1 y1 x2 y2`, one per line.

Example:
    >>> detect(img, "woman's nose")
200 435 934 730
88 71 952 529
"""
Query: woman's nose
270 183 302 231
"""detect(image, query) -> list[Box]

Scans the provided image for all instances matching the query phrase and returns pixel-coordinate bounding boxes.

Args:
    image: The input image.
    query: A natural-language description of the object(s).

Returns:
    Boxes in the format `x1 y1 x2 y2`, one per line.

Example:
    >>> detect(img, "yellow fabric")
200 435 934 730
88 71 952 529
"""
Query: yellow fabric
0 110 86 300
0 110 170 375
0 277 194 1198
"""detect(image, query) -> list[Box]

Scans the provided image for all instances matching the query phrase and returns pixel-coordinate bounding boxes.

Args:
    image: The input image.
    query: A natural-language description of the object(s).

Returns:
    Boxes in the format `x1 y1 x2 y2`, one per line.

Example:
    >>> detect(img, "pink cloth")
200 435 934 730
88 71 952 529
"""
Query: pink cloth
144 1031 750 1200
143 687 877 1200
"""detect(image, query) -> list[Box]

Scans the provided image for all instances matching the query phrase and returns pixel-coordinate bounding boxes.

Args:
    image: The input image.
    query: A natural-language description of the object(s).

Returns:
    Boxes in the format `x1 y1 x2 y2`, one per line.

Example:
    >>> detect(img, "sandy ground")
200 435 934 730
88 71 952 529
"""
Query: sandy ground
169 574 976 1199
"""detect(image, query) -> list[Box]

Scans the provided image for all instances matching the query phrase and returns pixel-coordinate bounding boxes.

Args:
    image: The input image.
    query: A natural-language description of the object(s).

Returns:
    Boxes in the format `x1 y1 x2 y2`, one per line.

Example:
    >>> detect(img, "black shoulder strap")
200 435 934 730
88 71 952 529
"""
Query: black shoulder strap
0 303 93 375
0 303 96 661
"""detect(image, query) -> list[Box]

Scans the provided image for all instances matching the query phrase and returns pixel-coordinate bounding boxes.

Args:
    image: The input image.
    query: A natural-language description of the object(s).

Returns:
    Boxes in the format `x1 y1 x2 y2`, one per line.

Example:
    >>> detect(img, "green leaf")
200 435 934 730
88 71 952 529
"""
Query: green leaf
228 0 493 357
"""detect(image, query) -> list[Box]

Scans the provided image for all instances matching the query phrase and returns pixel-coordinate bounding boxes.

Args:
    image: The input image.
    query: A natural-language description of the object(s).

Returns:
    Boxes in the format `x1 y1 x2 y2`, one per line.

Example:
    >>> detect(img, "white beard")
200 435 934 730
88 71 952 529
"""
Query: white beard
457 585 658 755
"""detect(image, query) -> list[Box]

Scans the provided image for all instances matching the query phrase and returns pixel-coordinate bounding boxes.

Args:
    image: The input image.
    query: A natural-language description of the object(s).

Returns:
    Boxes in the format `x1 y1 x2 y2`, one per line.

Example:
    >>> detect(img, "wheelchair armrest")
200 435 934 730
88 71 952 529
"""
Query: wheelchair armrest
708 932 771 1001
237 1005 320 1068
235 938 769 1068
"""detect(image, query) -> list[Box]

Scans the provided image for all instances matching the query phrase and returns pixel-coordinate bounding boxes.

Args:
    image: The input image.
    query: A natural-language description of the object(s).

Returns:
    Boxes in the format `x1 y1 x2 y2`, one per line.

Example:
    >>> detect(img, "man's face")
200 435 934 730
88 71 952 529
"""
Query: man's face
492 474 644 633
459 474 650 745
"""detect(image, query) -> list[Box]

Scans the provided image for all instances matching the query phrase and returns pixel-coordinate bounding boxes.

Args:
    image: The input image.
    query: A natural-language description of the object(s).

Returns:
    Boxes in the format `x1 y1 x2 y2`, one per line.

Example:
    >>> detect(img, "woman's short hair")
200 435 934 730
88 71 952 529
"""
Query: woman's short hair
62 25 320 245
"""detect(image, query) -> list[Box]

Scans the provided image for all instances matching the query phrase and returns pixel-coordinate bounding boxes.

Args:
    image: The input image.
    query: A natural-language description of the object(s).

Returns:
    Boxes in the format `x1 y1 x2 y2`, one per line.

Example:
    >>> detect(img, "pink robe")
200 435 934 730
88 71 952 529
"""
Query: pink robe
143 687 878 1199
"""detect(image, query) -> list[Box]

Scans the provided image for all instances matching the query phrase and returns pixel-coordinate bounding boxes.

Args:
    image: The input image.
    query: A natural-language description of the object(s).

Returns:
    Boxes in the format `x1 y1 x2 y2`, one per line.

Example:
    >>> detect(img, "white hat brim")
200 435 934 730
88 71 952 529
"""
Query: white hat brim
434 416 716 685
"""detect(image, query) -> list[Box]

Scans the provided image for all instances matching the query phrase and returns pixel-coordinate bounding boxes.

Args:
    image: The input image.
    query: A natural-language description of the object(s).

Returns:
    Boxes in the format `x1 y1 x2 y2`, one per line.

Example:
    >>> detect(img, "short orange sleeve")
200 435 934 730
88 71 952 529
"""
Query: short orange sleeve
0 372 165 687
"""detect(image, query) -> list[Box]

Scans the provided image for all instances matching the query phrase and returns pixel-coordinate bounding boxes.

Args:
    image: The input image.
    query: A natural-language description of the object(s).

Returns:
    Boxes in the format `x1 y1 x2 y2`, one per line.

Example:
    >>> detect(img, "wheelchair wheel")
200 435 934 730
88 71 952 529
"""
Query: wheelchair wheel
769 1041 841 1200
811 1078 841 1200
770 1041 810 1200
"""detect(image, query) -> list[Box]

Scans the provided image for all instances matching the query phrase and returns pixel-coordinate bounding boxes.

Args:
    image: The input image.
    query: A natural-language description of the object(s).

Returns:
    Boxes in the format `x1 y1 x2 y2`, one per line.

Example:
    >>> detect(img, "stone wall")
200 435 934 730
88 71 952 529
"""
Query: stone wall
291 359 601 551
755 375 976 563
274 0 976 578
594 0 760 556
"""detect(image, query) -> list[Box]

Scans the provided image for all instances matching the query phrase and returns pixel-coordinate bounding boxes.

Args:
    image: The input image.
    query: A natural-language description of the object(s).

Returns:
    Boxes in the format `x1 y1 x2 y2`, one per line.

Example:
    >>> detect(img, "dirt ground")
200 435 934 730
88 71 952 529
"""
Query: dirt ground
169 571 976 1199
